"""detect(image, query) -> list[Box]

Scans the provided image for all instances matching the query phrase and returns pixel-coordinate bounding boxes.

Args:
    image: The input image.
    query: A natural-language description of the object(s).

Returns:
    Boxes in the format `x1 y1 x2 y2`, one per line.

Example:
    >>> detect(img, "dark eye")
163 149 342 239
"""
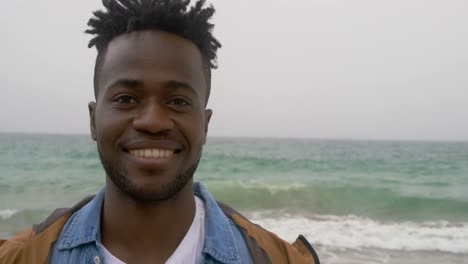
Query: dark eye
113 95 138 104
168 98 191 106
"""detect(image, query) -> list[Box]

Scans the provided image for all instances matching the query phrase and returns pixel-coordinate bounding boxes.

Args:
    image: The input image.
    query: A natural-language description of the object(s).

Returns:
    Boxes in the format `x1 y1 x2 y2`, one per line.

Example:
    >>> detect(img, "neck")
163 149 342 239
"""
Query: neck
101 178 196 263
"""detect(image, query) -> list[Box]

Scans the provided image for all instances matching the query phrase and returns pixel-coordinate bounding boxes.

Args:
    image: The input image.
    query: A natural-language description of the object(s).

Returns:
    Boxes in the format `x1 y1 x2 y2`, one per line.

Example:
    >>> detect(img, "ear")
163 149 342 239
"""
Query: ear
202 109 213 144
88 102 97 141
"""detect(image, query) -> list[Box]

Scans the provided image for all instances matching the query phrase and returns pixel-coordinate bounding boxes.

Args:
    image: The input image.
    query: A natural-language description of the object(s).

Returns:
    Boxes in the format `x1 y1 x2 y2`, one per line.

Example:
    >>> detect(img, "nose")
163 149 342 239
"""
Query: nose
132 101 174 134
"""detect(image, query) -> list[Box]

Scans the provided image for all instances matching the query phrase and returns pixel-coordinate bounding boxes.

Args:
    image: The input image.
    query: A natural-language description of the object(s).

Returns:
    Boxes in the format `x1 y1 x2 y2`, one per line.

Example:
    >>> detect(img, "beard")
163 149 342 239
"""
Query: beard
98 147 200 203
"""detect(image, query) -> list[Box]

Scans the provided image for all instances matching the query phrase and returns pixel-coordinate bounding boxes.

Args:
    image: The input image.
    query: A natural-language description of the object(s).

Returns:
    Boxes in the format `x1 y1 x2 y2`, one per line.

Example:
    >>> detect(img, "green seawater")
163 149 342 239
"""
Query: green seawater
1 133 468 239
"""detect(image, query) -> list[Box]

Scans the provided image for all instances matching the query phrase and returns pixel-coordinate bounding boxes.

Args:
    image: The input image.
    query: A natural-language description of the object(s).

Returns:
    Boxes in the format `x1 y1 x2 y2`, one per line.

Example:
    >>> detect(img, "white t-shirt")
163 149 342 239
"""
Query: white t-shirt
102 246 125 264
102 197 206 264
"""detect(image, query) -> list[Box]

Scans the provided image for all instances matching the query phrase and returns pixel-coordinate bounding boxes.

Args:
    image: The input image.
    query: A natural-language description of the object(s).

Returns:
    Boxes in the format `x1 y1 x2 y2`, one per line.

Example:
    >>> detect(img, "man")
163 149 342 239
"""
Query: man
0 0 319 263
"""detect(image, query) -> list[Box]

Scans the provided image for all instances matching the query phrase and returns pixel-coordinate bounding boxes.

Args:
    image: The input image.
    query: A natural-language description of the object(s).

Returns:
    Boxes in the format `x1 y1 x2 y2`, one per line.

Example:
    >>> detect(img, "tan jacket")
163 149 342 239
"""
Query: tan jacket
0 197 319 264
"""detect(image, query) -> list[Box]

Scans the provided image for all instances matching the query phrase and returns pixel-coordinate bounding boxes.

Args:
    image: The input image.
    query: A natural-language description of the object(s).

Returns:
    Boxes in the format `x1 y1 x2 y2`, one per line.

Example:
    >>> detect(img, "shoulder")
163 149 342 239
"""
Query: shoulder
218 201 320 264
0 210 71 263
0 228 35 261
0 195 95 263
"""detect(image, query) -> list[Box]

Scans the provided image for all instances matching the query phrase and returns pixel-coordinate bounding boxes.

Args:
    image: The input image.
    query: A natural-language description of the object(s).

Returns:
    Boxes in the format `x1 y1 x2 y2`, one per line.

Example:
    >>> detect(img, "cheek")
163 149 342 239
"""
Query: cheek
95 108 129 143
178 114 206 144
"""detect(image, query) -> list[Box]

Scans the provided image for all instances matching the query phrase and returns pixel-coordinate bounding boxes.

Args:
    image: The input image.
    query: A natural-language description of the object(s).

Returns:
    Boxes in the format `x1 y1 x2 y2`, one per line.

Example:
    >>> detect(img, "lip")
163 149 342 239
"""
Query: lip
121 139 184 169
123 139 184 153
123 151 178 169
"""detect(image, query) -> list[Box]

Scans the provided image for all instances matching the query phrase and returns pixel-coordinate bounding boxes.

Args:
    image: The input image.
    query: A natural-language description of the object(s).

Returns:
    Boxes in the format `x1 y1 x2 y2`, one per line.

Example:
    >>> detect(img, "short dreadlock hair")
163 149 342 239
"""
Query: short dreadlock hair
86 0 221 101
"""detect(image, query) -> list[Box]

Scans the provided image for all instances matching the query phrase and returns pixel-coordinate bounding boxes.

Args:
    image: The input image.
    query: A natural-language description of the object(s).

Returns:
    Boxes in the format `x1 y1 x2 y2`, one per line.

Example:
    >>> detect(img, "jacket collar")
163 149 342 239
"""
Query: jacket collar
194 182 240 263
56 187 104 250
56 183 240 263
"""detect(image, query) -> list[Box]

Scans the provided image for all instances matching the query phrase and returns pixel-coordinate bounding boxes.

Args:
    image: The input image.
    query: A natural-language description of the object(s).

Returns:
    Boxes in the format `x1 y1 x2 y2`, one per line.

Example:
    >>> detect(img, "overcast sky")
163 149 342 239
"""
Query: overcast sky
1 0 467 141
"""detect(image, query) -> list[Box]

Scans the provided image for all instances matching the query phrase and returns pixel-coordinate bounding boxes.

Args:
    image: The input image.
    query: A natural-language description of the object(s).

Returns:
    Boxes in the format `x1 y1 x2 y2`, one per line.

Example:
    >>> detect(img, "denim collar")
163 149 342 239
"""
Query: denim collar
56 188 104 250
56 182 240 264
194 183 240 263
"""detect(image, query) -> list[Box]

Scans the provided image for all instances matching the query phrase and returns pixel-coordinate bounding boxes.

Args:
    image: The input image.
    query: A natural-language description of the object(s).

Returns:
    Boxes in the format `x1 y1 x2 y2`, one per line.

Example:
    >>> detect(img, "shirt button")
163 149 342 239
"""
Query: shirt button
94 256 101 264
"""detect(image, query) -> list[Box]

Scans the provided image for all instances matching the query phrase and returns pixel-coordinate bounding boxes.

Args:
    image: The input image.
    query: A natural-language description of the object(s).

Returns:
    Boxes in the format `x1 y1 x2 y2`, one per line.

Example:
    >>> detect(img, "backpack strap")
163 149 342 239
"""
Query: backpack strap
293 235 320 264
33 195 95 234
33 195 95 263
217 201 272 263
217 201 319 264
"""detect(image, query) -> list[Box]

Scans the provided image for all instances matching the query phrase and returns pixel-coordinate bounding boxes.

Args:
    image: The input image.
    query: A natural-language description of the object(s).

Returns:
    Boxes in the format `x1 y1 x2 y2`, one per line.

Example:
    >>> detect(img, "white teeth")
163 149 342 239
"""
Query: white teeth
130 149 174 159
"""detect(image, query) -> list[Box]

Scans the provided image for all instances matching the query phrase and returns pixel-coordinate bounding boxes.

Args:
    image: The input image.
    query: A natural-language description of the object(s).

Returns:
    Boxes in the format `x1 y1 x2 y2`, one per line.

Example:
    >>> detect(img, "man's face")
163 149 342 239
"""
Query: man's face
89 30 212 202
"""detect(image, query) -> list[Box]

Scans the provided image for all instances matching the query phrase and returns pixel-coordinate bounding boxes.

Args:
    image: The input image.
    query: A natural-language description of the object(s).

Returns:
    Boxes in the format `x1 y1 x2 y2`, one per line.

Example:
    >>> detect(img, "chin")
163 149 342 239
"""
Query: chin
107 166 198 203
123 179 192 202
99 147 200 202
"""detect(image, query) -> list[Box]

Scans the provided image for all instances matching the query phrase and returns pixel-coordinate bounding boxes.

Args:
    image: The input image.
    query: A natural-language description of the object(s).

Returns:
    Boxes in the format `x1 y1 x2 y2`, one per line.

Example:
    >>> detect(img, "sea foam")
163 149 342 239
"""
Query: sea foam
251 213 468 254
0 209 18 220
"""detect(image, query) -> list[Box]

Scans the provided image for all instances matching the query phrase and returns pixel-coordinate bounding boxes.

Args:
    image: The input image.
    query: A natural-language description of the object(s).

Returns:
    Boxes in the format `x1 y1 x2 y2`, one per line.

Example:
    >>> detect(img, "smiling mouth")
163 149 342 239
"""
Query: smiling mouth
128 149 175 159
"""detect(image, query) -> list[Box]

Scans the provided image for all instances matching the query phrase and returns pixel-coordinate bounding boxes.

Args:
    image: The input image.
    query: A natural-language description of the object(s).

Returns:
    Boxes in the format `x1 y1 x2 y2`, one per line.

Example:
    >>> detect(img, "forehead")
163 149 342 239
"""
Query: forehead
98 30 207 97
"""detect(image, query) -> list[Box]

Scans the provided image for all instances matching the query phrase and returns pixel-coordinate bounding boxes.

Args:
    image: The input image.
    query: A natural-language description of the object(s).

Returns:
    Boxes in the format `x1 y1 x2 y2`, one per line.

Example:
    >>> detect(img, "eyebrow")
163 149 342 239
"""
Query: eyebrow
164 80 198 96
106 79 142 90
106 79 198 96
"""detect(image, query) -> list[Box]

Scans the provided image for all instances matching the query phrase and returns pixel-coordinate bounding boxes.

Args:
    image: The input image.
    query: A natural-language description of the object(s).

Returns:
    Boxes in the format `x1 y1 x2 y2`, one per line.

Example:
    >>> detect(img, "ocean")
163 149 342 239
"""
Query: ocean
1 133 467 263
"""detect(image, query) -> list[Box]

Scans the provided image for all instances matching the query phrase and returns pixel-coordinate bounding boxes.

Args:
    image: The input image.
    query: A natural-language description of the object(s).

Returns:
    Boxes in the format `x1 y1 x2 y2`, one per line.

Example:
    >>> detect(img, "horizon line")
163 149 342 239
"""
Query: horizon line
1 131 467 144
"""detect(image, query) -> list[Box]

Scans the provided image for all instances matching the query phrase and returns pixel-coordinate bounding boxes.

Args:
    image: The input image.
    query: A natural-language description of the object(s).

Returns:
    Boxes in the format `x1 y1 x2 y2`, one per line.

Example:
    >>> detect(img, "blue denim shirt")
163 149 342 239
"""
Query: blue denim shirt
49 183 253 264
